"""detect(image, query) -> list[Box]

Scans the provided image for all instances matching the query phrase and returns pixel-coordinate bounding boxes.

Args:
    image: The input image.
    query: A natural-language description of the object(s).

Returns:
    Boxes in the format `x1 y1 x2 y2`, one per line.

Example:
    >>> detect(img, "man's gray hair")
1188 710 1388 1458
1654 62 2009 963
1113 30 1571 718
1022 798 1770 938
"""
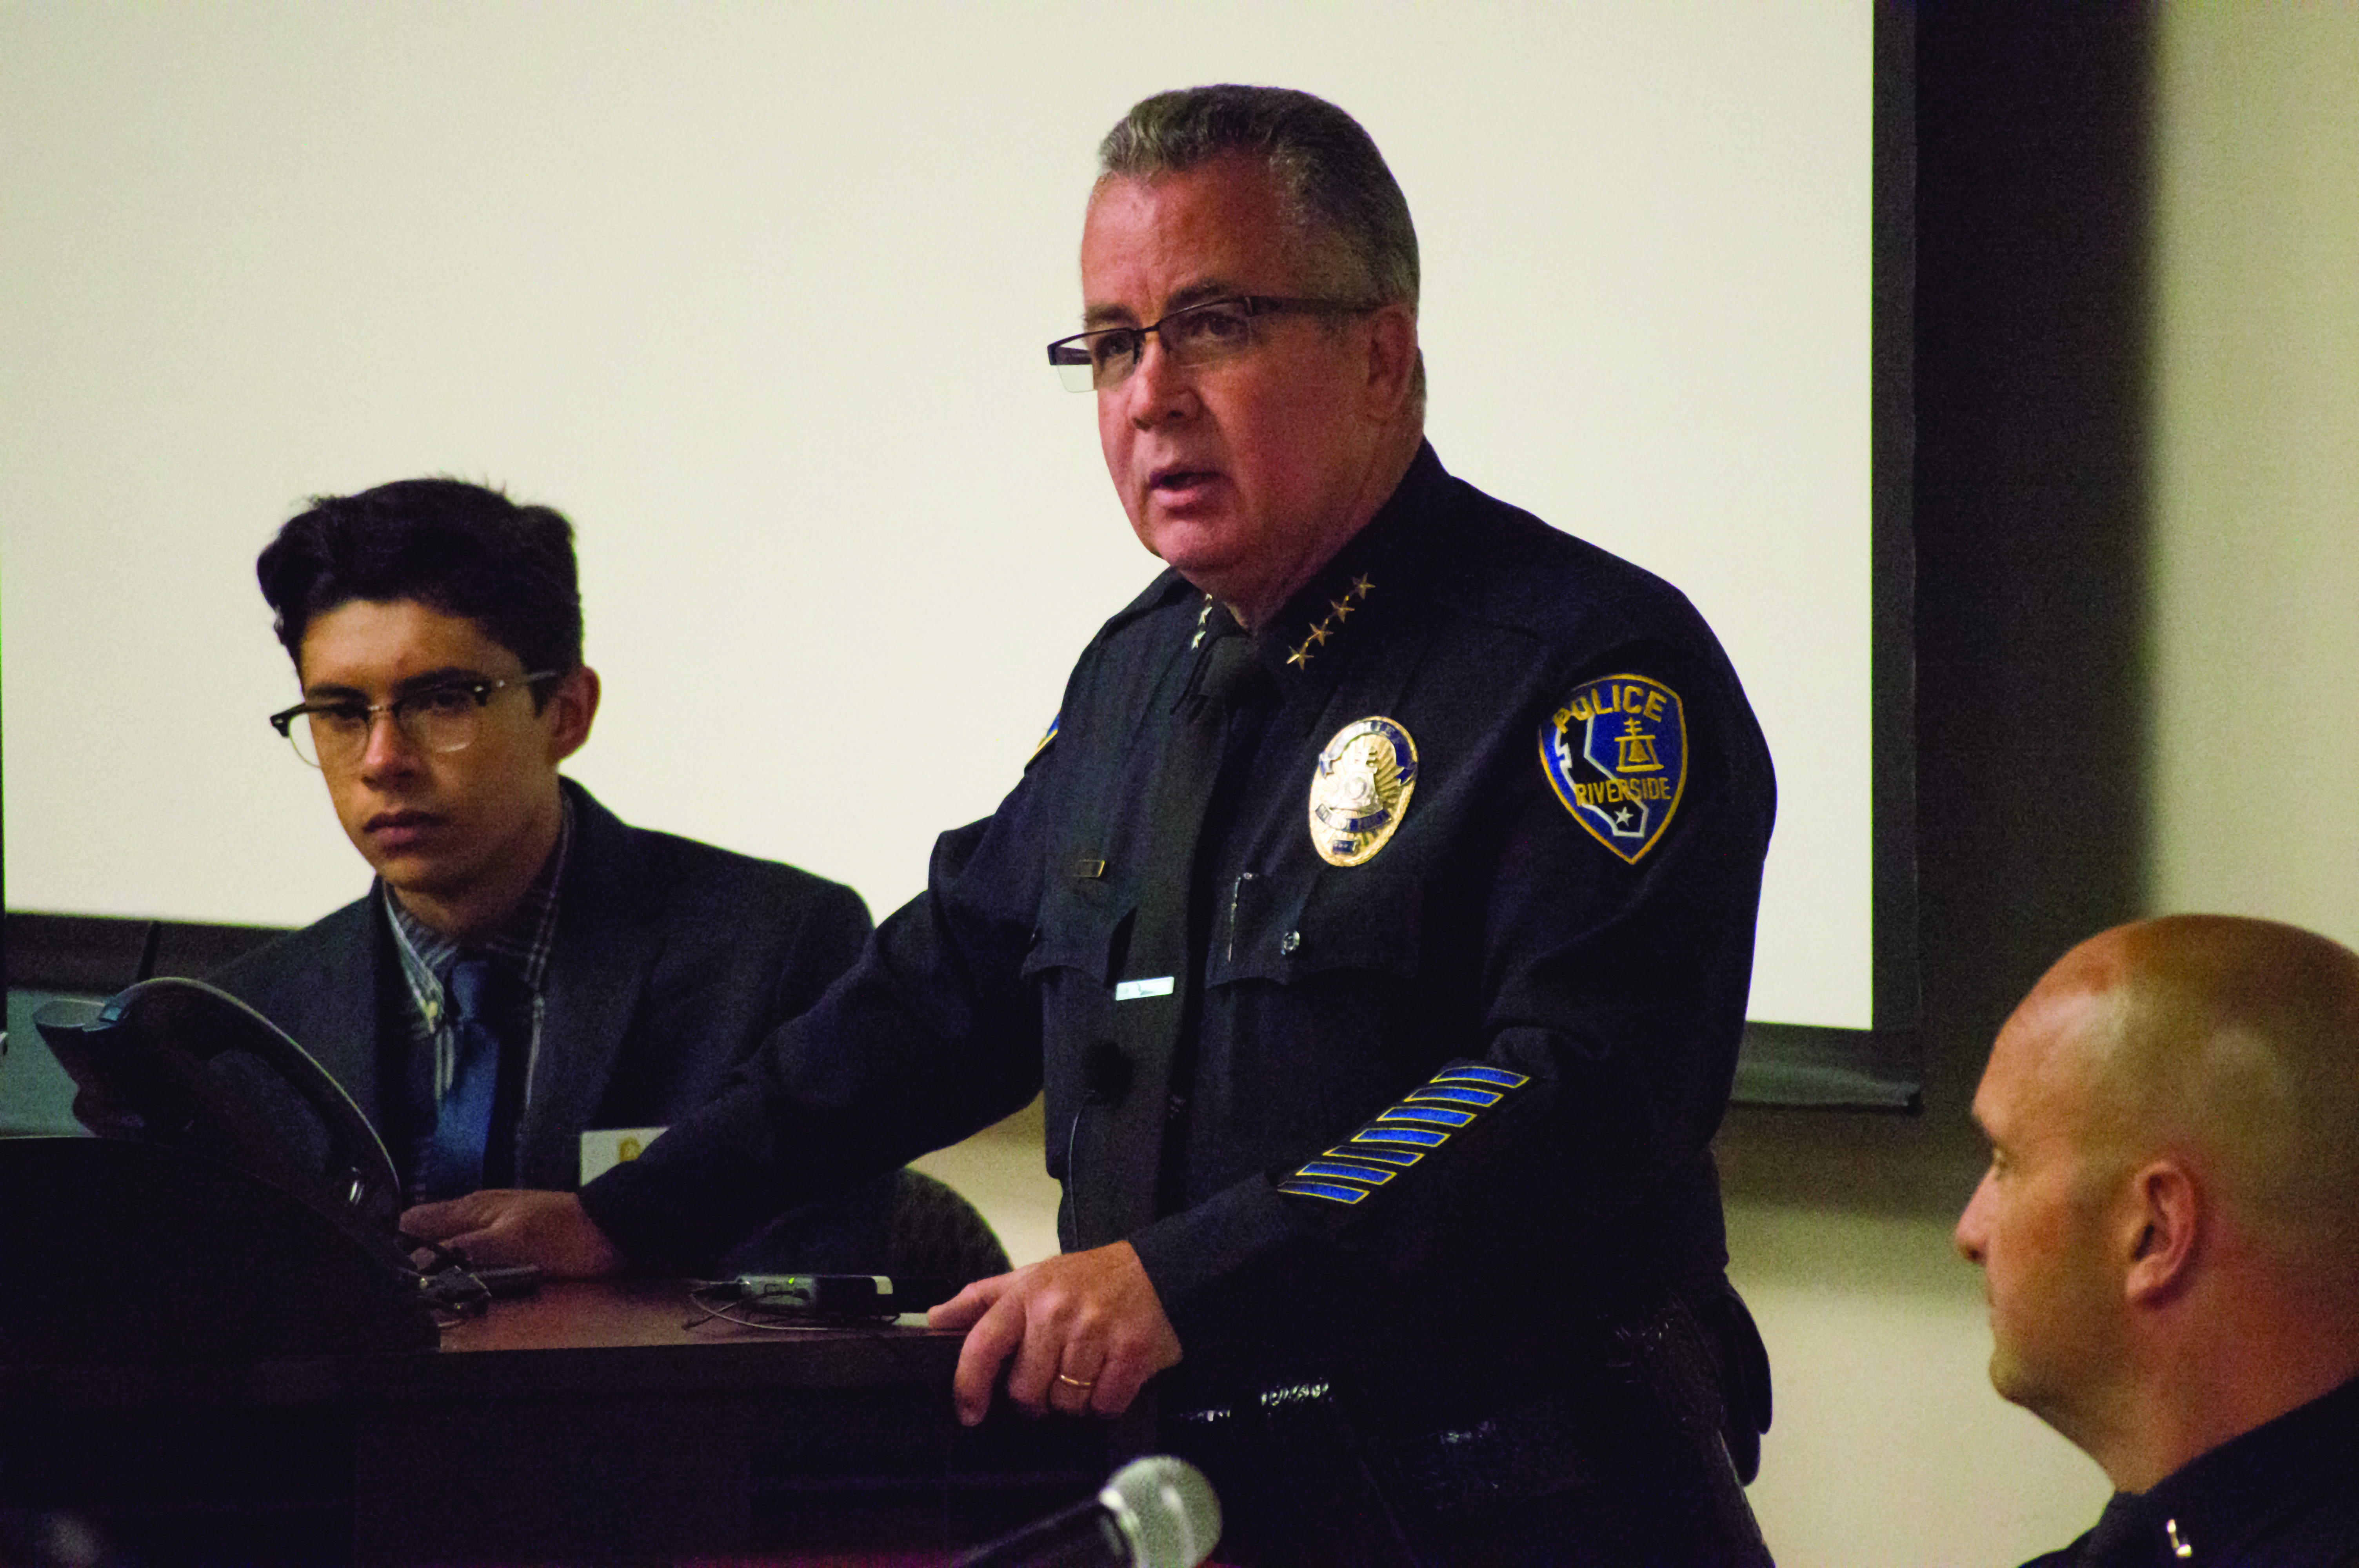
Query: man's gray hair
1098 85 1420 314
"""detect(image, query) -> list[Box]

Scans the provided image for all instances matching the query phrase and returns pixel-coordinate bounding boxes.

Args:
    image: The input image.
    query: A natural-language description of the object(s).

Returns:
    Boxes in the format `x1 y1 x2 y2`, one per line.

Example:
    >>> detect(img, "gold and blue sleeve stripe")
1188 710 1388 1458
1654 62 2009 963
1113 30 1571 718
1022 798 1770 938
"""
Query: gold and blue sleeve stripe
1298 1158 1396 1186
1279 1179 1370 1205
1405 1084 1503 1109
1327 1143 1424 1167
1350 1126 1448 1148
1276 1061 1532 1207
1433 1065 1527 1089
1377 1105 1476 1129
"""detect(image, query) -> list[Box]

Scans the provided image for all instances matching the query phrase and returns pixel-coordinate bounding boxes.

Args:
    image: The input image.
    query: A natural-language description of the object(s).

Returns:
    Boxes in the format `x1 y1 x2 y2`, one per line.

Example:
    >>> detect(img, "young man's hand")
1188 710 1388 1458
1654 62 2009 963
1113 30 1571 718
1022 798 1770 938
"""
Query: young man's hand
402 1189 623 1278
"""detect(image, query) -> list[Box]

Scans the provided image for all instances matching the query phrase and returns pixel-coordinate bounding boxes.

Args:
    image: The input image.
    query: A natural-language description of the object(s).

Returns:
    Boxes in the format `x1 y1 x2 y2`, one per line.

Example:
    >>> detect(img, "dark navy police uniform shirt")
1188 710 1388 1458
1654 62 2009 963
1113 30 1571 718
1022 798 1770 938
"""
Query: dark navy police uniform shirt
583 443 1776 1421
2019 1372 2359 1568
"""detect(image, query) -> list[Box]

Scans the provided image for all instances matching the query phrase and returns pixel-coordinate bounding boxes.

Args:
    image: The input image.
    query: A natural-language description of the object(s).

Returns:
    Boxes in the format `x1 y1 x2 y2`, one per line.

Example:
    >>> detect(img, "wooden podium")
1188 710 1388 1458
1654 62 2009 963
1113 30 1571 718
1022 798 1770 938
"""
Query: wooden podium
3 982 1102 1563
1 1274 1103 1565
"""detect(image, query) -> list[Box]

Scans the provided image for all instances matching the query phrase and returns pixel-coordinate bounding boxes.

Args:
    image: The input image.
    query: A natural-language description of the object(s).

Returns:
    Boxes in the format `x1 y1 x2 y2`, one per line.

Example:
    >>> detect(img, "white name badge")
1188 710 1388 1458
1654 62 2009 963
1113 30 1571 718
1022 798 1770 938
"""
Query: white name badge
580 1125 667 1185
1114 976 1175 1002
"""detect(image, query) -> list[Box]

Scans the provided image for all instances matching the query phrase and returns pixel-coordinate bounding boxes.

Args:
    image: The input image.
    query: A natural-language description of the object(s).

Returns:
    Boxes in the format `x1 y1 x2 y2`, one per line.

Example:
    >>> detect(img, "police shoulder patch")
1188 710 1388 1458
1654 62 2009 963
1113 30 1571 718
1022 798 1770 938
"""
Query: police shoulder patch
1538 673 1687 864
1027 711 1061 765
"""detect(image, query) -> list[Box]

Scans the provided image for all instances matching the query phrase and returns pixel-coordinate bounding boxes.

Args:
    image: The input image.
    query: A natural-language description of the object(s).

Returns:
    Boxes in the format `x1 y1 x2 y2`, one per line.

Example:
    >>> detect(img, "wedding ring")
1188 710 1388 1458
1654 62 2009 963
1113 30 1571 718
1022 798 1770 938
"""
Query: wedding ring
1056 1372 1097 1391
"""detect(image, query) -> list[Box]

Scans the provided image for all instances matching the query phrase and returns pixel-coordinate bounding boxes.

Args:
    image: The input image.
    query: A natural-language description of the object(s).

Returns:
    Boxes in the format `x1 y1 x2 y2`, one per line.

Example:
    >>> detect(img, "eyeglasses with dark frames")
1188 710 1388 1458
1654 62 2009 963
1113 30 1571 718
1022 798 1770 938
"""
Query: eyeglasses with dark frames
1046 295 1377 392
269 671 562 770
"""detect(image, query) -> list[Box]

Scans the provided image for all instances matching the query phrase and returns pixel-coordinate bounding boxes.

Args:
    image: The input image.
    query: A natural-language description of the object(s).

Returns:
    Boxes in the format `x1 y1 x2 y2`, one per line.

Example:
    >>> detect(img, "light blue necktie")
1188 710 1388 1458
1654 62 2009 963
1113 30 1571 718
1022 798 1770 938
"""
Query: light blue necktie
418 956 505 1202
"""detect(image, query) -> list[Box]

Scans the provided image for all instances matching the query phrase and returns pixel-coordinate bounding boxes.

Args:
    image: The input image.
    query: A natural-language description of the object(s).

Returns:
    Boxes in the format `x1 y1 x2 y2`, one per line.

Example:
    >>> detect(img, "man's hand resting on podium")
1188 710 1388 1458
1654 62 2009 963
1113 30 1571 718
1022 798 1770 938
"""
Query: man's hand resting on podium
403 1189 623 1279
926 1241 1181 1425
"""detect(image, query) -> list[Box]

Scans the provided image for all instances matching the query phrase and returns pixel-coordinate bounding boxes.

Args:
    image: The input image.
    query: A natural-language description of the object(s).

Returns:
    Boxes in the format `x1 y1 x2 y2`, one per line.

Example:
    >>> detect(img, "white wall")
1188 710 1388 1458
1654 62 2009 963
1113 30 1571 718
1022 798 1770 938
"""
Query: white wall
2147 7 2359 946
0 1 1878 1029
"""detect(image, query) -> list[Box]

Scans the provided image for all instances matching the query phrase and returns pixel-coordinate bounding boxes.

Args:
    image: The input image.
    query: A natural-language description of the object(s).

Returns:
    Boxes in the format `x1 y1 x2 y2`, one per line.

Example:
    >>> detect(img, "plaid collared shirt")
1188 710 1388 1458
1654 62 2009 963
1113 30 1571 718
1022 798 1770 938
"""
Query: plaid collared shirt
383 790 573 1194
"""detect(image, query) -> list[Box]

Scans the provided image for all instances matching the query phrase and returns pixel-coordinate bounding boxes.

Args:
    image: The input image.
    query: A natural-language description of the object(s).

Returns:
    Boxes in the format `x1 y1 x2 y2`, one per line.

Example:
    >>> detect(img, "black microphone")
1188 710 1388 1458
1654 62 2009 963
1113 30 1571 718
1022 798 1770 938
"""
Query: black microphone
953 1455 1220 1568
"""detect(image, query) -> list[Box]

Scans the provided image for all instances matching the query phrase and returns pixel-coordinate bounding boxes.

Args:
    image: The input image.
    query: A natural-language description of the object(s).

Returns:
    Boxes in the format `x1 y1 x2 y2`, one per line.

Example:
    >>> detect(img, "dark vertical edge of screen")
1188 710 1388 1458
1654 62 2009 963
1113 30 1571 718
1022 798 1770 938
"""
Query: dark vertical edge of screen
1869 0 1920 1073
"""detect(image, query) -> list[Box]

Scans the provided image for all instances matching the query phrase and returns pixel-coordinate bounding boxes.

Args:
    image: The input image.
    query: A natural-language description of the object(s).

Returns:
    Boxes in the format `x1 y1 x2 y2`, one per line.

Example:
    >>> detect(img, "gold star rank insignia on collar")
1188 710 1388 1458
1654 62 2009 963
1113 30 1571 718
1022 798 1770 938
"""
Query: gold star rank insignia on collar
1287 575 1374 671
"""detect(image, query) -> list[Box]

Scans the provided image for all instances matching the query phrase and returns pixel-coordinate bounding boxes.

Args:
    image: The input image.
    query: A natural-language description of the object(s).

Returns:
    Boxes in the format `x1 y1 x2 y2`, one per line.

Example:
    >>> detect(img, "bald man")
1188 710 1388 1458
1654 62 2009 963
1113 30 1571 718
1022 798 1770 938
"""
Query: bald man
1955 915 2359 1566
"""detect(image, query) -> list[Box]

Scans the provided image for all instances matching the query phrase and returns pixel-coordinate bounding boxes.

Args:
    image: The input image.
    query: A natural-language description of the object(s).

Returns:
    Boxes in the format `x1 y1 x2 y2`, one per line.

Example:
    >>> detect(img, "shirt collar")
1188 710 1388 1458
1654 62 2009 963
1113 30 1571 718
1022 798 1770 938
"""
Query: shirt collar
383 788 574 1025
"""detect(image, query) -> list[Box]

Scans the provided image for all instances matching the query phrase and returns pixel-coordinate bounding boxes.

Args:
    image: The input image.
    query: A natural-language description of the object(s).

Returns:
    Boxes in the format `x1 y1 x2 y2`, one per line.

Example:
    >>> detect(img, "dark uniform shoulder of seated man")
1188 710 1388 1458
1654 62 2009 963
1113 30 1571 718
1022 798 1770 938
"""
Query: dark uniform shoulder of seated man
2015 1372 2359 1566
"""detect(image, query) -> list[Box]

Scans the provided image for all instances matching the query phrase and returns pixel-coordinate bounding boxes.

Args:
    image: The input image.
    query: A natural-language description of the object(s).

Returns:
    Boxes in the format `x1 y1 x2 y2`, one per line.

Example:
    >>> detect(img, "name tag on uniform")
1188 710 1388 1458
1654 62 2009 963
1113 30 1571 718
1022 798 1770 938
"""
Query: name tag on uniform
580 1125 667 1185
1114 976 1175 1002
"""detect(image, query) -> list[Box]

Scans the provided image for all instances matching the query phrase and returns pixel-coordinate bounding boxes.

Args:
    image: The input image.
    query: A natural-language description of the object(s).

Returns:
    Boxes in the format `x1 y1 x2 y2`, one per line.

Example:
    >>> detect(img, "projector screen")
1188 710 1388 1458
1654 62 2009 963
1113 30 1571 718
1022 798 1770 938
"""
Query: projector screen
1 3 1907 1102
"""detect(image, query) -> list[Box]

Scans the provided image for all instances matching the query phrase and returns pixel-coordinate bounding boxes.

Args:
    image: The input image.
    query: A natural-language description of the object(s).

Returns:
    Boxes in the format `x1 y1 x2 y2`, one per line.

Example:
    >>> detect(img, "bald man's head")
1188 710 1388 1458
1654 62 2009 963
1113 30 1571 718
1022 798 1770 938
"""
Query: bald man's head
1958 915 2359 1486
2067 916 2359 1274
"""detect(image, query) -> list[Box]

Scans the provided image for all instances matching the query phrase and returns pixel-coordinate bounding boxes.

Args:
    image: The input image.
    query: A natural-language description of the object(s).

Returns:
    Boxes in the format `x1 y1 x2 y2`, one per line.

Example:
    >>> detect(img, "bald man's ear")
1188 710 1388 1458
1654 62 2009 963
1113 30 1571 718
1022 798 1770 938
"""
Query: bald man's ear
2123 1160 2200 1307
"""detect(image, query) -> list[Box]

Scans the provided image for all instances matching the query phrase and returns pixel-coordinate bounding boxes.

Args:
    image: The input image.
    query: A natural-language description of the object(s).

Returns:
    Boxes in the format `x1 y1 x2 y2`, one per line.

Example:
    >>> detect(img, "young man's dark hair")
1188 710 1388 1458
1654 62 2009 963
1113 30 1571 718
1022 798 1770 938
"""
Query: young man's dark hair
258 478 584 693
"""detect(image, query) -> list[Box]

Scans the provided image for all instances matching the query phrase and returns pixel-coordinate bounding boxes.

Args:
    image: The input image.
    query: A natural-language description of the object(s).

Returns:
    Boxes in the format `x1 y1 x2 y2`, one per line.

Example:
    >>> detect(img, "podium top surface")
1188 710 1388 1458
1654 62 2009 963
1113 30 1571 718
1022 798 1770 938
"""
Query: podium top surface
3 1272 967 1408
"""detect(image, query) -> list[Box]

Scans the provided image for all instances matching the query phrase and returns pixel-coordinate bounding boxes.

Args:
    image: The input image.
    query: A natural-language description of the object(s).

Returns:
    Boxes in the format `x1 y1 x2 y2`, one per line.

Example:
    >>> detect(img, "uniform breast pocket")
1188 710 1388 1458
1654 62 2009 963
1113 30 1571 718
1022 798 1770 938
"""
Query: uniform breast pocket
1204 867 1435 1137
1020 884 1132 1145
1210 868 1425 989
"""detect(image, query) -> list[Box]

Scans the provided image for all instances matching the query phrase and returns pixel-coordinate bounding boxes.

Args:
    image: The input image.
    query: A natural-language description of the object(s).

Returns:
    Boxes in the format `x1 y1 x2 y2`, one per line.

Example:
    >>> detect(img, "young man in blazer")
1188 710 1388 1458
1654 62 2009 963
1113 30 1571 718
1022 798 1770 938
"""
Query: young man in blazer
216 477 894 1271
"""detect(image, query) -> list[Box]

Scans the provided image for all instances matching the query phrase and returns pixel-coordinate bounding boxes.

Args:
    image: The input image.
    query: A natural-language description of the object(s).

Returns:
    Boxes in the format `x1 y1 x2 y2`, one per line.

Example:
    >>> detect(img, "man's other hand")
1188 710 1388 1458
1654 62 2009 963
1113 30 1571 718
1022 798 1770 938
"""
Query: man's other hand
926 1241 1181 1426
402 1189 623 1278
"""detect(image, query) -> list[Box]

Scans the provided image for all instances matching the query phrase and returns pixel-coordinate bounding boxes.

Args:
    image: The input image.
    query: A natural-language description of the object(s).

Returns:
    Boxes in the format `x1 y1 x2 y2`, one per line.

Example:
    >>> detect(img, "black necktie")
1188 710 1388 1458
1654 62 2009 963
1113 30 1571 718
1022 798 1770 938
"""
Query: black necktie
418 956 508 1202
1074 616 1261 1249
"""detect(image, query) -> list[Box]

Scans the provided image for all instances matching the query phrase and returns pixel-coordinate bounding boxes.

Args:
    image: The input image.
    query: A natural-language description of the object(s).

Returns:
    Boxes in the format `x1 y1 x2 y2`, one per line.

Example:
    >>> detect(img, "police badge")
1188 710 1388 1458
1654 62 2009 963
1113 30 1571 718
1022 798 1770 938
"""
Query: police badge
1308 716 1417 867
1539 674 1687 864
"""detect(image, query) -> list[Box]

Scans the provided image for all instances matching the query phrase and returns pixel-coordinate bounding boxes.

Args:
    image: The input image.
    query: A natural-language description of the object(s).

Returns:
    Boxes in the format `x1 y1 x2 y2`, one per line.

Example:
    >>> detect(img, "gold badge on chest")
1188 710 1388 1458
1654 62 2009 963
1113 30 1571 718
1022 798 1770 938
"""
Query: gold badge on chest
1308 716 1418 867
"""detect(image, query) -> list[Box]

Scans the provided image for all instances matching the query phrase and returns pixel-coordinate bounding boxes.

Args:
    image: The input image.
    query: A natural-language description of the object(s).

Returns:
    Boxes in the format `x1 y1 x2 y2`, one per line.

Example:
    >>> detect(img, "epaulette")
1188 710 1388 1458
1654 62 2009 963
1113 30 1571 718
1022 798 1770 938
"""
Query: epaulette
1026 572 1199 772
1093 567 1201 642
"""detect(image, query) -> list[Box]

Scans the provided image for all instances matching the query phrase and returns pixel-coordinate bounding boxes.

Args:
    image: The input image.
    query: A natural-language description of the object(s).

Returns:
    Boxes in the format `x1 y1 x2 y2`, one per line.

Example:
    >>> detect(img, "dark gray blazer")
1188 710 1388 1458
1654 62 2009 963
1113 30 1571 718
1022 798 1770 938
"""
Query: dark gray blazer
212 780 872 1198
